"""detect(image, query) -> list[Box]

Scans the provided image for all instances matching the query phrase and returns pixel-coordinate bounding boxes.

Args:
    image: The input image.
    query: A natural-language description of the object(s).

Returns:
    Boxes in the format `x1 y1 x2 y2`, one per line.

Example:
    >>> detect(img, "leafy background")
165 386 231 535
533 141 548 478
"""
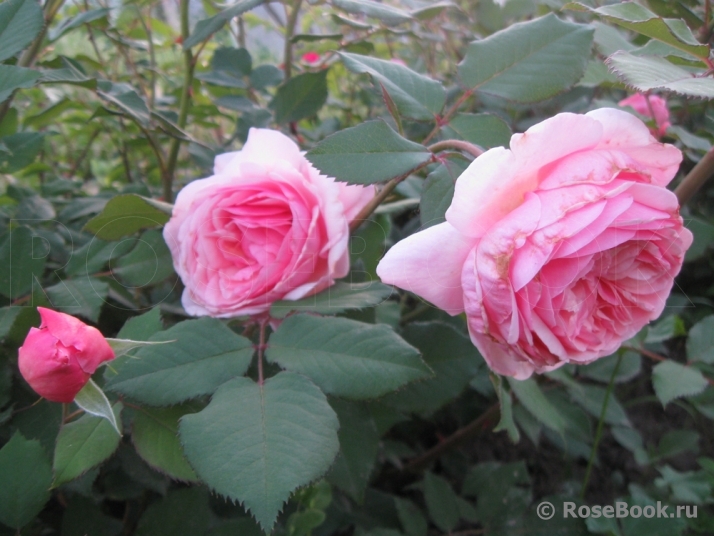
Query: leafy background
1 0 714 535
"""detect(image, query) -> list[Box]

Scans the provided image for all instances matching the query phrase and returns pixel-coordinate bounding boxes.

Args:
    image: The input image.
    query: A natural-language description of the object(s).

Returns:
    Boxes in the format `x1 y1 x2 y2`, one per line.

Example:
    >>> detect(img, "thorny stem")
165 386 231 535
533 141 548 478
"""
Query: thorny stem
349 159 435 233
283 0 303 82
403 403 500 472
165 0 195 202
674 146 714 205
422 89 475 145
581 351 623 499
427 139 484 159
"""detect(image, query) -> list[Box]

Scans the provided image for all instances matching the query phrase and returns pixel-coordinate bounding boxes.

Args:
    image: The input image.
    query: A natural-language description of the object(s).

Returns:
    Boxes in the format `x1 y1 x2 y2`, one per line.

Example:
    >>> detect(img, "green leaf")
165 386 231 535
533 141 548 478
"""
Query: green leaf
184 0 264 49
579 351 641 384
45 277 109 323
0 0 44 62
97 87 151 126
493 374 520 442
132 404 200 482
84 194 172 241
339 52 445 119
0 65 41 103
687 316 714 364
266 314 431 399
135 488 211 536
333 0 412 26
53 404 123 486
424 472 460 532
462 461 531 529
568 384 630 427
39 56 97 89
327 399 380 502
112 230 174 287
382 322 482 415
196 47 251 88
270 281 393 318
105 337 174 359
508 377 567 434
105 318 254 406
458 13 593 103
117 308 163 341
179 372 340 532
652 360 709 407
73 379 120 434
61 496 123 536
607 51 714 98
0 131 44 172
444 113 512 149
411 1 455 20
0 432 52 529
566 2 709 60
395 497 428 536
271 70 328 123
420 158 468 228
0 226 46 300
48 7 109 41
305 120 433 185
0 306 23 340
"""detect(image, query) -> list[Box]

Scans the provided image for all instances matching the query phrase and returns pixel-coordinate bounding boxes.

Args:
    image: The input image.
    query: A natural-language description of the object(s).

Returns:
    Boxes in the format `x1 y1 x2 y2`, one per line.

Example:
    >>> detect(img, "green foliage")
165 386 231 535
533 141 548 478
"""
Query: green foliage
84 194 172 240
179 372 340 531
0 0 43 62
272 70 329 123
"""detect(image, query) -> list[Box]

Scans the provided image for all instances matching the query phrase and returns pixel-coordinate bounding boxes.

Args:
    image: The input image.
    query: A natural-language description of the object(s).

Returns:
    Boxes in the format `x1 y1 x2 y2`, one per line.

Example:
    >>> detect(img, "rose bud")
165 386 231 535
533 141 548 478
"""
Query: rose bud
18 308 115 403
163 128 374 317
377 109 692 379
619 93 670 138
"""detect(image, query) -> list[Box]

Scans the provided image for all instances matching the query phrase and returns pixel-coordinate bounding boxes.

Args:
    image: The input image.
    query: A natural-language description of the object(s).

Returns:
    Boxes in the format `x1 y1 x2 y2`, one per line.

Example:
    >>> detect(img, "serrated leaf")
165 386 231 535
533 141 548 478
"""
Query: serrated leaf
0 226 46 300
117 308 163 341
105 338 174 359
0 65 41 103
652 360 709 407
48 7 109 41
0 131 44 172
84 194 172 240
132 404 200 482
53 404 123 486
445 113 512 149
271 70 328 123
508 377 567 434
0 432 52 529
111 229 174 287
97 87 151 126
184 0 264 49
45 277 108 323
687 316 714 364
0 0 43 62
458 13 593 103
332 0 412 26
105 318 254 406
270 281 393 318
306 120 432 185
266 314 431 399
607 51 714 98
424 472 460 532
179 372 340 532
566 1 709 60
340 52 445 119
73 379 120 434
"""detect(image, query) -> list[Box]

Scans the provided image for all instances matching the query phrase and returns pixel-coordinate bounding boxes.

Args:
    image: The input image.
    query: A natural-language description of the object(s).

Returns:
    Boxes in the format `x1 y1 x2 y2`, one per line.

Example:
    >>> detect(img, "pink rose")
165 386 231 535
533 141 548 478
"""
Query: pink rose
301 51 321 65
619 93 670 137
18 308 115 403
377 109 692 379
163 128 375 317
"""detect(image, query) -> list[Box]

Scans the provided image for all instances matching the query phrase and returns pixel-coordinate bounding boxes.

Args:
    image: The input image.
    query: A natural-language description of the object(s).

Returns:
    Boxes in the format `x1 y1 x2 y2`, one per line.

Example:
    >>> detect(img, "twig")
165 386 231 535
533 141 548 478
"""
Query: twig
67 128 100 178
674 146 714 205
581 352 623 498
403 403 499 472
422 89 474 145
164 0 195 202
283 0 303 82
428 139 484 159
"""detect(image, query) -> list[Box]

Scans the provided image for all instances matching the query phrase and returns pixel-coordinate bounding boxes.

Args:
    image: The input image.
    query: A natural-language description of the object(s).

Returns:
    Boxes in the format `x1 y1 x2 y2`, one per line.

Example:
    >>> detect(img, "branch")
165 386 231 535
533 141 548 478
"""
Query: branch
674 146 714 206
428 139 484 159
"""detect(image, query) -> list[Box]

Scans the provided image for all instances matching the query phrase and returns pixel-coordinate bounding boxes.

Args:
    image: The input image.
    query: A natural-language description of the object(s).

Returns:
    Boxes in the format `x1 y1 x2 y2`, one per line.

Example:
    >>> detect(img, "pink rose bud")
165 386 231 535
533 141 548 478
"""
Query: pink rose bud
163 128 375 317
377 109 692 379
301 52 321 65
18 308 115 403
618 93 670 137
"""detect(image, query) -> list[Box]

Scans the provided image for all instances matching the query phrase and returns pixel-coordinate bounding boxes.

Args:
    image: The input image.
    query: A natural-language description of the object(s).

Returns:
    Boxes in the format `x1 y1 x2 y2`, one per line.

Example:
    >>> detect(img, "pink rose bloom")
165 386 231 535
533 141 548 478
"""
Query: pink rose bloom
164 128 375 317
377 109 692 379
619 93 670 137
301 52 321 65
18 308 115 403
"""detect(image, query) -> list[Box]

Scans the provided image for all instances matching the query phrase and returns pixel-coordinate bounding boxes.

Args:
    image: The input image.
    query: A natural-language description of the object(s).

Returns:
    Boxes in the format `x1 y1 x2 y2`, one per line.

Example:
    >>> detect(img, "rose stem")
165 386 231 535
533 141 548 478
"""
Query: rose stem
402 403 500 473
257 319 268 385
675 146 714 205
349 159 435 233
580 351 623 499
164 0 195 203
427 139 484 158
283 0 303 82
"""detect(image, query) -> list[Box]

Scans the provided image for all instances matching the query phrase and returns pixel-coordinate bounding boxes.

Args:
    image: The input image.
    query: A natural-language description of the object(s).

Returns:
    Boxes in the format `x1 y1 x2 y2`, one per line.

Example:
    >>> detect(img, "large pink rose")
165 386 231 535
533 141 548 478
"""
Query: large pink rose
18 308 115 403
377 109 692 379
164 128 374 317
